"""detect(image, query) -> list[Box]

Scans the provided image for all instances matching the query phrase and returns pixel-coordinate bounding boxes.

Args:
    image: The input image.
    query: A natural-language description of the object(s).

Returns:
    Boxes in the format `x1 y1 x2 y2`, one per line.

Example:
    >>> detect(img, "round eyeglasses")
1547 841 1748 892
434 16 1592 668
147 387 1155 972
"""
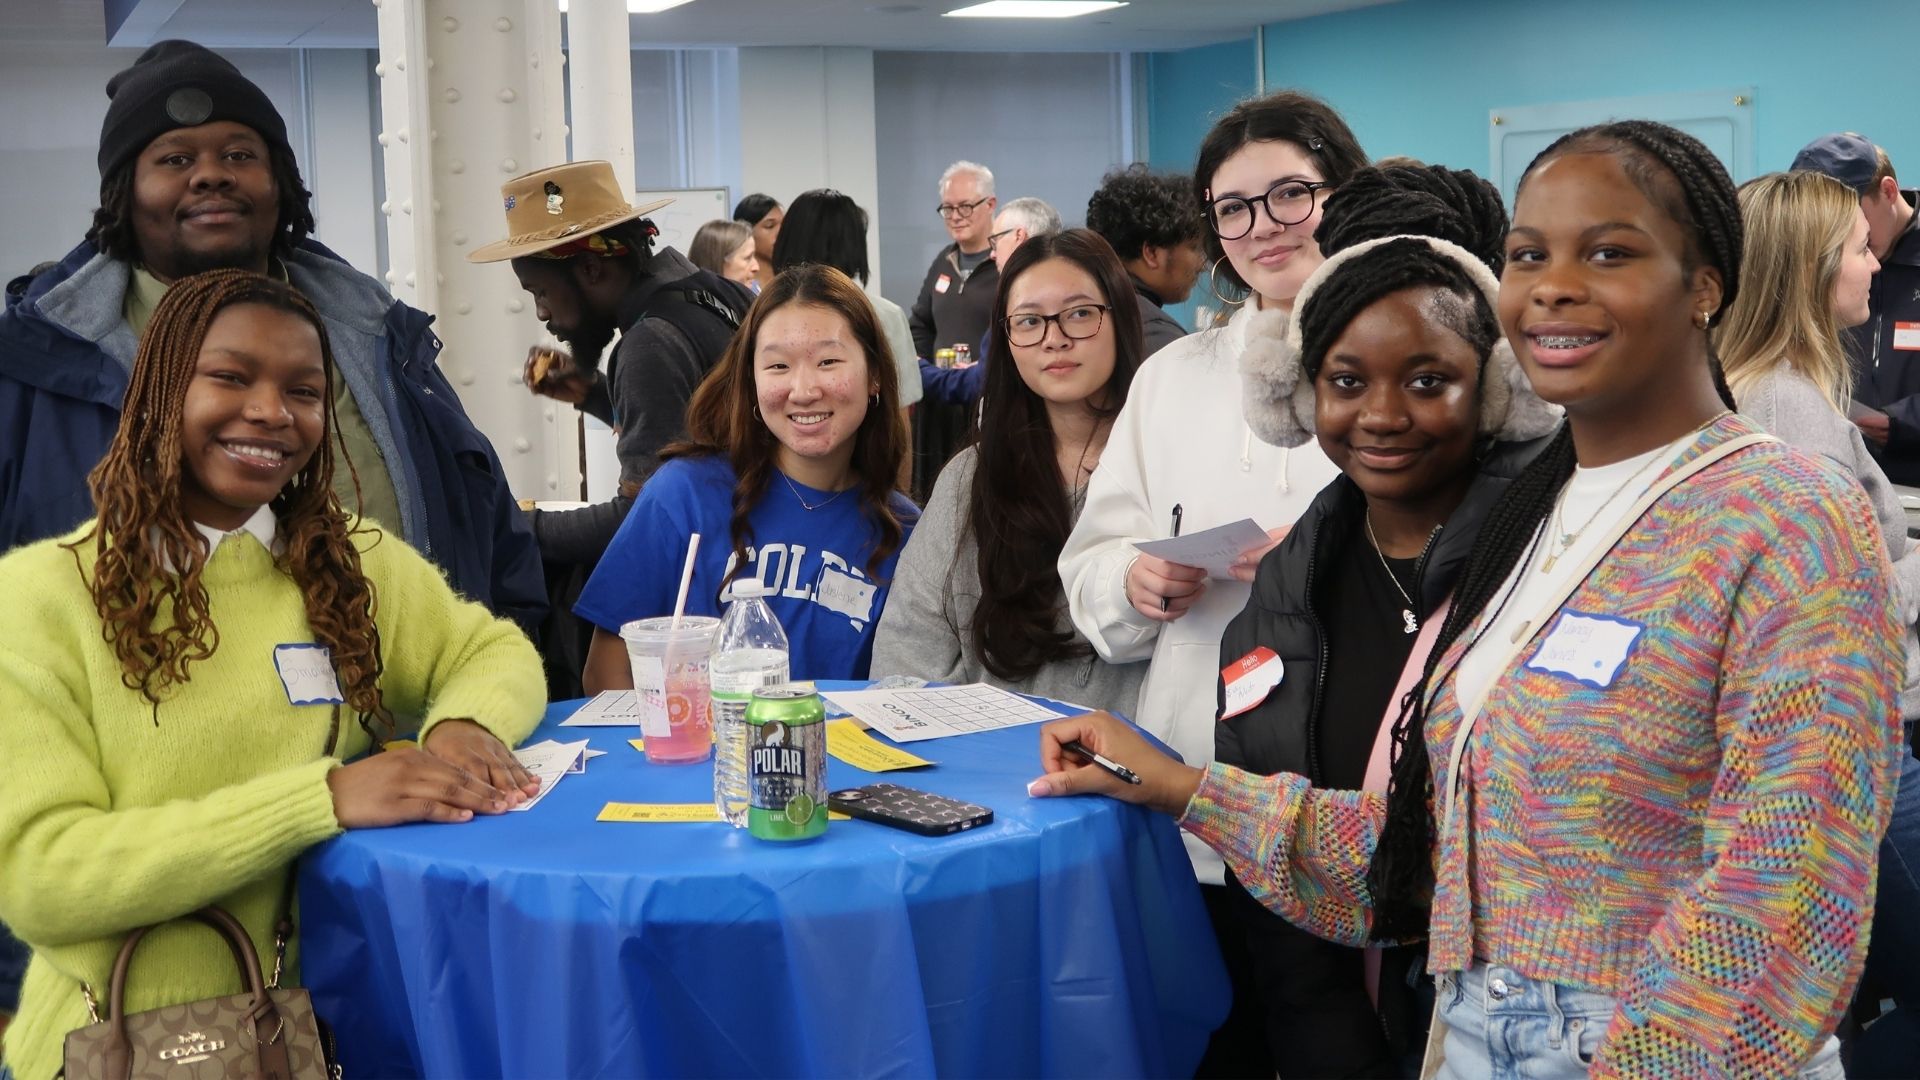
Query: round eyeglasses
936 197 992 221
1004 305 1109 348
1206 180 1332 240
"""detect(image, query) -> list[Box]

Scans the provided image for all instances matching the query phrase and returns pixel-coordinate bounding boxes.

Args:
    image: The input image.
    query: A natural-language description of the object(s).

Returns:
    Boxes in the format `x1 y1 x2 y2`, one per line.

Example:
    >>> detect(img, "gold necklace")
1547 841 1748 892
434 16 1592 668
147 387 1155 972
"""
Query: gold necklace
1363 509 1421 635
1540 411 1729 573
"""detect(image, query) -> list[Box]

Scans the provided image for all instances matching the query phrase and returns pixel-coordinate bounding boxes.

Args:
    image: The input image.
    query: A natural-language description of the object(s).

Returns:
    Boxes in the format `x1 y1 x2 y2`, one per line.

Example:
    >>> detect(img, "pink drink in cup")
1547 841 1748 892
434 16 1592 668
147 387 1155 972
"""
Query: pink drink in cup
620 615 719 764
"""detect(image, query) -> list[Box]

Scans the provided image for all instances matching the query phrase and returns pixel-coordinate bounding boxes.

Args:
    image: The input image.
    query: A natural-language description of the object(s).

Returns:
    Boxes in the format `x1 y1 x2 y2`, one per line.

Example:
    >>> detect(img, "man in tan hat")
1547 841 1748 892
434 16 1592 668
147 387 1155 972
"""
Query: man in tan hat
472 161 751 677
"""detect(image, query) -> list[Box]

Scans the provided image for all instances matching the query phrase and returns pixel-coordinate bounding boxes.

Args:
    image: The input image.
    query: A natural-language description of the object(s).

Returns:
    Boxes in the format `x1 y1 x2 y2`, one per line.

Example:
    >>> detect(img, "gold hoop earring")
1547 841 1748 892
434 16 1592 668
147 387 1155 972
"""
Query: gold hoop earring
1207 255 1249 308
1696 310 1712 330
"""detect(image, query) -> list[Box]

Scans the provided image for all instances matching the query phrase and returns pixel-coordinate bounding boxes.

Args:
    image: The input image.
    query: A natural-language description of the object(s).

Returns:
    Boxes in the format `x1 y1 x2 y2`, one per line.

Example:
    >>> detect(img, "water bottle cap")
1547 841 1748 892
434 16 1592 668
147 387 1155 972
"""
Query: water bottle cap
730 580 772 599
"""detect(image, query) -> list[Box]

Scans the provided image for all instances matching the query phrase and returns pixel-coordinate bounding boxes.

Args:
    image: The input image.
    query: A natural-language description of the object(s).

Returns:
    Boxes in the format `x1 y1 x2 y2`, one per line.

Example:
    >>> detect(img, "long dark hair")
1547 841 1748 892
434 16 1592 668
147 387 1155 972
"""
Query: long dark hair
68 270 389 737
667 264 911 582
1193 90 1369 298
770 189 871 284
87 142 316 266
1365 121 1744 942
965 229 1142 681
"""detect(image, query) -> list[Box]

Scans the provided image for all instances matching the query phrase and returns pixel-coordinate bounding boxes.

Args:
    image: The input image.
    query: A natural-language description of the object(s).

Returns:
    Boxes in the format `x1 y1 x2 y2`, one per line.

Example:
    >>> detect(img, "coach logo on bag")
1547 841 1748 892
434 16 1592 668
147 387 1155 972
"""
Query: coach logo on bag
157 1030 226 1063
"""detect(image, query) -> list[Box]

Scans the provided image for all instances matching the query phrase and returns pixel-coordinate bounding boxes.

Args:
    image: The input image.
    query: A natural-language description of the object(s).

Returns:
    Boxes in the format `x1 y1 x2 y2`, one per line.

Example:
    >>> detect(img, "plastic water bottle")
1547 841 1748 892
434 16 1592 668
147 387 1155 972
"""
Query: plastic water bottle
710 582 790 827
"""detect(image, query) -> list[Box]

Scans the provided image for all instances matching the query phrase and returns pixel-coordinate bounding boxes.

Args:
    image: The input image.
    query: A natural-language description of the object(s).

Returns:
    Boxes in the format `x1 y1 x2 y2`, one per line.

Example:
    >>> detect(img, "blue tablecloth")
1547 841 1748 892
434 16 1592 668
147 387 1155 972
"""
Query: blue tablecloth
299 691 1229 1078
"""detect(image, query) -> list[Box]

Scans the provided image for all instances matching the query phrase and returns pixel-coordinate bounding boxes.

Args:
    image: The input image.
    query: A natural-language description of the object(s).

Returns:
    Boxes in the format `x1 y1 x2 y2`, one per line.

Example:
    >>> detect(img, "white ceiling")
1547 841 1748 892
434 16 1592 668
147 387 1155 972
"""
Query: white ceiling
1 0 1396 52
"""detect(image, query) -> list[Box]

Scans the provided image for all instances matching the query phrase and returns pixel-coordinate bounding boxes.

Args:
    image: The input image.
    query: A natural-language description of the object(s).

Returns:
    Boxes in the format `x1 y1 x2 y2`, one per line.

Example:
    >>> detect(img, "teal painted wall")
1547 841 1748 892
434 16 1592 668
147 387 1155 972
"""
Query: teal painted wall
1143 37 1256 330
1145 37 1257 176
1249 0 1920 178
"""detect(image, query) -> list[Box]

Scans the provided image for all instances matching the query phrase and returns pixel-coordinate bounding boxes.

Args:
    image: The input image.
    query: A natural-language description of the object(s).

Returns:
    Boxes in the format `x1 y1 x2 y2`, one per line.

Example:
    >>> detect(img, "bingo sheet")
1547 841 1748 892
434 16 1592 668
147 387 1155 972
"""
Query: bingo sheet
820 683 1071 743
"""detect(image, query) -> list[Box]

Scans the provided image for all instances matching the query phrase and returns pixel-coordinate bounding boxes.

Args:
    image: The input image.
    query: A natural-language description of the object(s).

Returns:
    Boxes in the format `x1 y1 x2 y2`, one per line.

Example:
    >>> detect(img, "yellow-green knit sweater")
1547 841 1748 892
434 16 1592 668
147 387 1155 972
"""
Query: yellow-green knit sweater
0 523 545 1080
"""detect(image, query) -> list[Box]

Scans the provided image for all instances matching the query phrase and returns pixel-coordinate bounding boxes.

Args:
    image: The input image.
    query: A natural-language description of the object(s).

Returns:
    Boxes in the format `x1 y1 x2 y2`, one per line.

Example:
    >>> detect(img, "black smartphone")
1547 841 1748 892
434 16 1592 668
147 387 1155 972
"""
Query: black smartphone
827 783 994 837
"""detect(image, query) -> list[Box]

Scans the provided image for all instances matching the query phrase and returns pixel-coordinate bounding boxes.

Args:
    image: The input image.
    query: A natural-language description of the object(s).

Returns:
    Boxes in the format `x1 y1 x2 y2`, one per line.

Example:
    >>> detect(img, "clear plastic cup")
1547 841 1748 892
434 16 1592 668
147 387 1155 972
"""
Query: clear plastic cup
620 615 719 765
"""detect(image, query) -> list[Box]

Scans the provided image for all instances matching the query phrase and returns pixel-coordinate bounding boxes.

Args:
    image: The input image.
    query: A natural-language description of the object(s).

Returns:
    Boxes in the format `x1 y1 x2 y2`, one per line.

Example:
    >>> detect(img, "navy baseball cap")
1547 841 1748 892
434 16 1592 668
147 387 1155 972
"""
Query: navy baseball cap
1791 132 1880 193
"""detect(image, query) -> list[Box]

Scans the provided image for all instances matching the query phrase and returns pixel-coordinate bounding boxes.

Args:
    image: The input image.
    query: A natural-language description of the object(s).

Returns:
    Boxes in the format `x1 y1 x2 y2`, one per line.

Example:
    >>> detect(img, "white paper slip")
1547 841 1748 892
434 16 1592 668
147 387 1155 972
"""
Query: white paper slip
820 683 1071 743
1132 518 1272 579
510 738 592 811
560 690 644 726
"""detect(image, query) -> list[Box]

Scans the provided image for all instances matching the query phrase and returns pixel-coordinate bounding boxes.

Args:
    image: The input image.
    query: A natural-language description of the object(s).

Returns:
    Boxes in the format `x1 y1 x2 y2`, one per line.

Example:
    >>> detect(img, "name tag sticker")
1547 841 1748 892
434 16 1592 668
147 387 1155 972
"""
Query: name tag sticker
1220 646 1284 721
273 644 344 706
1525 611 1644 689
1895 322 1920 351
934 273 952 295
816 567 878 624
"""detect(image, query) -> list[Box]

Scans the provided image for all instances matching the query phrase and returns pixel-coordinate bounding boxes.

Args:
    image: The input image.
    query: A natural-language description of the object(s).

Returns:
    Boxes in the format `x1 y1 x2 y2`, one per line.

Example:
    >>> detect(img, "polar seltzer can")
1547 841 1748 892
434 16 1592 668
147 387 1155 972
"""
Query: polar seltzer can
746 683 827 840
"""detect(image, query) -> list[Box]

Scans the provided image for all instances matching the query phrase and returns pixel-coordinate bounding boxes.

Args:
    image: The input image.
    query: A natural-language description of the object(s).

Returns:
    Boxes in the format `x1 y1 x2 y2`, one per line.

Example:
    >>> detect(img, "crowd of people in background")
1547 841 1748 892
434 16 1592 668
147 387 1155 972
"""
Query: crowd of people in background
1 33 1919 1080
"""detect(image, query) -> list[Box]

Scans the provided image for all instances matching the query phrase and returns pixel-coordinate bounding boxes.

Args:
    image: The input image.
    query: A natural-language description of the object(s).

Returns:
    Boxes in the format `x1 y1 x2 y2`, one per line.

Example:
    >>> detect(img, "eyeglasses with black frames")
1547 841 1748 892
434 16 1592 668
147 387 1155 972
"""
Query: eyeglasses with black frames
936 197 992 221
1004 304 1110 348
1206 180 1332 240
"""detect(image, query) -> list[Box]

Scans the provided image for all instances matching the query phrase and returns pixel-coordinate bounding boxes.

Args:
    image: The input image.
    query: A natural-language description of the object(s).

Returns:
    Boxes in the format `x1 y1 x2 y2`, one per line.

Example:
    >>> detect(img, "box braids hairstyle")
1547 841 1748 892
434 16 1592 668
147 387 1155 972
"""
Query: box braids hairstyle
1366 121 1745 942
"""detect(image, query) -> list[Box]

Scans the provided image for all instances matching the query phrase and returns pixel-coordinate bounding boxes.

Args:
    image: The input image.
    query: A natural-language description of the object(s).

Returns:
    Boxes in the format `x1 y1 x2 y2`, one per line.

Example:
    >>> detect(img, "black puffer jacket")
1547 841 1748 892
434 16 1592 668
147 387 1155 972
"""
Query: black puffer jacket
1210 434 1549 1072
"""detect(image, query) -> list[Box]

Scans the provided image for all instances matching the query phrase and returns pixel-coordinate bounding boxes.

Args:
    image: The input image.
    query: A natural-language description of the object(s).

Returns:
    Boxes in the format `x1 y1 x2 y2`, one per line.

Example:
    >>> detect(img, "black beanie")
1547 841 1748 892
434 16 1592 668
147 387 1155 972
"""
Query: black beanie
99 40 292 178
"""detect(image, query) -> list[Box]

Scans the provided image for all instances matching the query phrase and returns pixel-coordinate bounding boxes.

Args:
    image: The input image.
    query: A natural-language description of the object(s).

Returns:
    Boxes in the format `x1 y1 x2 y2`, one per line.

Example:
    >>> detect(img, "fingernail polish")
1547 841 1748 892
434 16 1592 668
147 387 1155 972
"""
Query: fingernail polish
1026 778 1049 798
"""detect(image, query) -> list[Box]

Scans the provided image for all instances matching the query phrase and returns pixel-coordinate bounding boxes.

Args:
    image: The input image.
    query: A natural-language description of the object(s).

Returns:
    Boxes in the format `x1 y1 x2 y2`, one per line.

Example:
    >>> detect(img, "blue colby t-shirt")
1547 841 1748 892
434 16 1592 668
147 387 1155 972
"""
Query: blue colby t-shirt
575 454 919 680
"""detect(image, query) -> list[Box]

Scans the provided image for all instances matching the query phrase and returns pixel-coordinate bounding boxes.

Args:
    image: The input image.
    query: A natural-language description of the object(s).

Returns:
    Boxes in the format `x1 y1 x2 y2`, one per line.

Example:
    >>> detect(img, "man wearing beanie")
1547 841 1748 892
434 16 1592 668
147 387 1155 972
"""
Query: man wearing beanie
1793 132 1920 483
0 40 546 619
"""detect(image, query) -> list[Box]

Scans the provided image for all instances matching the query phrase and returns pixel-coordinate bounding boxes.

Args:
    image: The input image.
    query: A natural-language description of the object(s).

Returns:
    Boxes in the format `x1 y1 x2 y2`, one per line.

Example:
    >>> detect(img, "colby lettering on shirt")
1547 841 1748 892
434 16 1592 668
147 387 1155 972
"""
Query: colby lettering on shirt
723 543 880 630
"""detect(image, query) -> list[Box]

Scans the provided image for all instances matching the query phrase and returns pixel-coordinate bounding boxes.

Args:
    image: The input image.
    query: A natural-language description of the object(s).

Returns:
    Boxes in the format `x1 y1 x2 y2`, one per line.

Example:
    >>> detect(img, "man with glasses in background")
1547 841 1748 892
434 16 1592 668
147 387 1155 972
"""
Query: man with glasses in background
908 160 1001 496
920 195 1061 411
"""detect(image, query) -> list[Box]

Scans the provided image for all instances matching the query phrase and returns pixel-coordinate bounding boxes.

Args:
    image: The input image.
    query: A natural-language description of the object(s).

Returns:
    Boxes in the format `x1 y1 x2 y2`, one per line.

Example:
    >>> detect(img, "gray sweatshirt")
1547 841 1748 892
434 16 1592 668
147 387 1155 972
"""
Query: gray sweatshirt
872 447 1149 714
1739 366 1920 720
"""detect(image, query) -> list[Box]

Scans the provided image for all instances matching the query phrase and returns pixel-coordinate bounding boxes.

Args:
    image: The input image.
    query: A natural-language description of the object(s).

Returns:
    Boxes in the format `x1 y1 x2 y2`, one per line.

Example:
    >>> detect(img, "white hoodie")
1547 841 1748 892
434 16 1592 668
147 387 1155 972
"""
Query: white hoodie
1058 301 1339 883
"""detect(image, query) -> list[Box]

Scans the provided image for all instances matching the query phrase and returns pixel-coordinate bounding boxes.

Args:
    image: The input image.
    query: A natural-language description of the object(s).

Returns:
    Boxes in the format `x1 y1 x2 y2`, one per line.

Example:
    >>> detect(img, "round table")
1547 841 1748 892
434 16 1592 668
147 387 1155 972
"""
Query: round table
298 691 1229 1078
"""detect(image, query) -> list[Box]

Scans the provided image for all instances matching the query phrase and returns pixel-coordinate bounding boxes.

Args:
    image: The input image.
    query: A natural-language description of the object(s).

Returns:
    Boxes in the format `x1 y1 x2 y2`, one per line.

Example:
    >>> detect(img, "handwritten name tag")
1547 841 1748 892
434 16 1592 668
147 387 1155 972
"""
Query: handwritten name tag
273 643 345 706
1221 646 1284 721
1525 612 1644 689
816 567 878 623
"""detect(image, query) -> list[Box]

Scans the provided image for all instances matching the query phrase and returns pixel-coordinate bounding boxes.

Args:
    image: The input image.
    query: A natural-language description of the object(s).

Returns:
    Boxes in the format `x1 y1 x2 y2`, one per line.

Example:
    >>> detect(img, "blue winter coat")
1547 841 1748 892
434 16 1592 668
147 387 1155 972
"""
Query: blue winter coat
0 239 547 635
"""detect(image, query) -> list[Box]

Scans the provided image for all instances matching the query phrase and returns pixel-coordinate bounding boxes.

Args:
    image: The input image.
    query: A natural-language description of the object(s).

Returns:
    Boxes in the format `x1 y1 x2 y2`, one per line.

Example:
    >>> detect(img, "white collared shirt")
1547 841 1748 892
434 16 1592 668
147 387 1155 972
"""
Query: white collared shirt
192 504 280 558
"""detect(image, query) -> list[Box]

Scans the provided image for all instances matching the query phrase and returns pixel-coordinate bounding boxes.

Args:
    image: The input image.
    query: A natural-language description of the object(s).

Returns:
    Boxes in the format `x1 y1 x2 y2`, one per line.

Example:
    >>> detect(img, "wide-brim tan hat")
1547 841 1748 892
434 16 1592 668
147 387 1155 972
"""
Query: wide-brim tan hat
467 159 672 263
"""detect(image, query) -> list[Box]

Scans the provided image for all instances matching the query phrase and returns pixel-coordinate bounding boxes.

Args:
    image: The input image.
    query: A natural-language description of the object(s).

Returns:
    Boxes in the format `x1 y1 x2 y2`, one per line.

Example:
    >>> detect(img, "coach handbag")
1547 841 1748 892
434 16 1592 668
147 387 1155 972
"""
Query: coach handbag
60 903 338 1080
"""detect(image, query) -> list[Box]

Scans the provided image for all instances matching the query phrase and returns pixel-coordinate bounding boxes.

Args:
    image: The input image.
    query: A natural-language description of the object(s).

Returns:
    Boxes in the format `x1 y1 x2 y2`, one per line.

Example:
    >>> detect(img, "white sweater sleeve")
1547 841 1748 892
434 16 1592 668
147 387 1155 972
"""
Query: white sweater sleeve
1059 368 1163 665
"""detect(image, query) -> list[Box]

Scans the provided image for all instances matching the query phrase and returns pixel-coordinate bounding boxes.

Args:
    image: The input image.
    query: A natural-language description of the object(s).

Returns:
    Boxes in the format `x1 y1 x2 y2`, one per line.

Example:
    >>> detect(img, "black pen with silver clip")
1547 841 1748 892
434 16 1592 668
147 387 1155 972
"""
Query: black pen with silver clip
1063 740 1143 785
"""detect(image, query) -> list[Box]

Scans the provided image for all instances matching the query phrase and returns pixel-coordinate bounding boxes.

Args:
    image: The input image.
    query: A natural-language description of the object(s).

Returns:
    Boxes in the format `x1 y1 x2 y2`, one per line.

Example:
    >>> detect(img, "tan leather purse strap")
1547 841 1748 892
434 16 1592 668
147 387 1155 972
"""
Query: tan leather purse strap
102 907 284 1078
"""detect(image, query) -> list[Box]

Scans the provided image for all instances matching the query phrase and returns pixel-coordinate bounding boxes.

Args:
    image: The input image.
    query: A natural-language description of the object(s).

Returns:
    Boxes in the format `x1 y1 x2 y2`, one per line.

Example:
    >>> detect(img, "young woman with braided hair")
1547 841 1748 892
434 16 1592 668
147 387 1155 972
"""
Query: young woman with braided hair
1184 162 1558 1076
0 270 544 1080
1034 121 1904 1077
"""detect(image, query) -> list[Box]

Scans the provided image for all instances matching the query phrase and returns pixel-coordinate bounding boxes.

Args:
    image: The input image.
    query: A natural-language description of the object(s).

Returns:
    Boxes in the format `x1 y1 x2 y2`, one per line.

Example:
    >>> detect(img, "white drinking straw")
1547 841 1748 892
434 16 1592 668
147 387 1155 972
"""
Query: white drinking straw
670 532 701 631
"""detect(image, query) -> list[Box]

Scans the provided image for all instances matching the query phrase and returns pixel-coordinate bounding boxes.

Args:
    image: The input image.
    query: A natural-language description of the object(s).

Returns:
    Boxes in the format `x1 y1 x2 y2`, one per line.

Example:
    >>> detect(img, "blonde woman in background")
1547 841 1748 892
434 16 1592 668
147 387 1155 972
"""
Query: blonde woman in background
1717 168 1920 1072
688 219 760 291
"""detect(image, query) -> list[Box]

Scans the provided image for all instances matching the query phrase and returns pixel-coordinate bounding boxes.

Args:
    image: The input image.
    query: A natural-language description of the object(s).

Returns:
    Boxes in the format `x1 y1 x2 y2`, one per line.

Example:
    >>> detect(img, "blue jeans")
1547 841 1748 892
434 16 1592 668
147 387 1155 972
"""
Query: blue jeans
1434 962 1843 1079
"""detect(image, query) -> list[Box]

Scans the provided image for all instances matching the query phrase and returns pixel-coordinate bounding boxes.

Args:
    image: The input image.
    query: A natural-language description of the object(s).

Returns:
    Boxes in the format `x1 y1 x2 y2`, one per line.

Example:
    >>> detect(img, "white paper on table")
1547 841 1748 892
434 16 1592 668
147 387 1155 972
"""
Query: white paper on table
509 738 592 810
1131 518 1272 579
819 683 1071 743
559 690 642 726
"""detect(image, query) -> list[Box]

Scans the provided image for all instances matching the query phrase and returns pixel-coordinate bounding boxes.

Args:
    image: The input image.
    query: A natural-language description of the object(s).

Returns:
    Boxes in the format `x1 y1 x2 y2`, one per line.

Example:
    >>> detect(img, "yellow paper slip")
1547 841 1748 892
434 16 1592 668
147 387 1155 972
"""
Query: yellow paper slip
628 738 646 752
599 802 852 823
826 719 933 771
599 802 722 823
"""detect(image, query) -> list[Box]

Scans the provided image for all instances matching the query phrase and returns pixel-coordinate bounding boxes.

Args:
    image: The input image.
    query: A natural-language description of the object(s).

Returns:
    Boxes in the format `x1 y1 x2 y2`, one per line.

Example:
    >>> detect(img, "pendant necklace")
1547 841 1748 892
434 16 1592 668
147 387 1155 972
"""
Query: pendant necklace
1363 509 1420 635
1540 411 1729 574
782 471 850 511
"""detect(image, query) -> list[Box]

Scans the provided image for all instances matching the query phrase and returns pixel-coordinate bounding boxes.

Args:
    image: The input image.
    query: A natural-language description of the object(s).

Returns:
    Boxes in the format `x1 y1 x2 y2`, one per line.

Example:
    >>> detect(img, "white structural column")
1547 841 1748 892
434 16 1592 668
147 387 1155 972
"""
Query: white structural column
565 0 636 505
566 0 637 191
371 0 576 499
737 47 882 290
